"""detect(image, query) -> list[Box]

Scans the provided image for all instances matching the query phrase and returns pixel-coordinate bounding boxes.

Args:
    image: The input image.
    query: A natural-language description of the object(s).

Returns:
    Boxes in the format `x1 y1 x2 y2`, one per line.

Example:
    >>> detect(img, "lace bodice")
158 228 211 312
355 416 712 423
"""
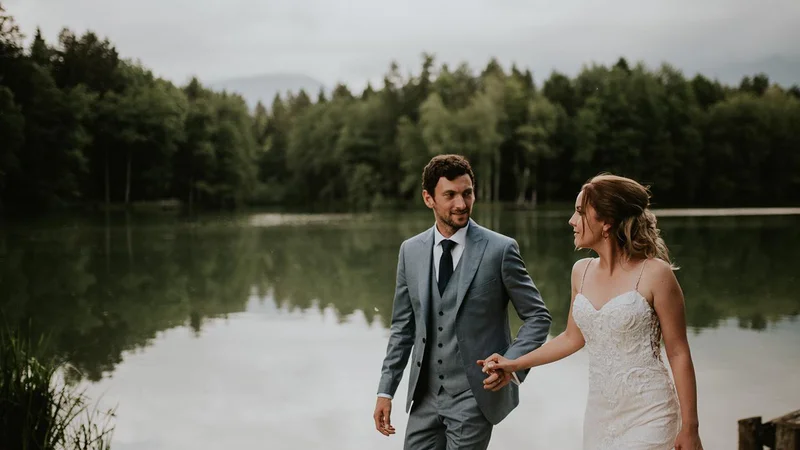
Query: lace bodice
571 259 679 450
573 290 670 402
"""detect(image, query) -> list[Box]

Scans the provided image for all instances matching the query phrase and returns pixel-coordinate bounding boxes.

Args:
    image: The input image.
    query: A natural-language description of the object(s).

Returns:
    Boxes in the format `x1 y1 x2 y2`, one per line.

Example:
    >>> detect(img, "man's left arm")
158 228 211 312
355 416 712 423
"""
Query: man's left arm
500 238 552 383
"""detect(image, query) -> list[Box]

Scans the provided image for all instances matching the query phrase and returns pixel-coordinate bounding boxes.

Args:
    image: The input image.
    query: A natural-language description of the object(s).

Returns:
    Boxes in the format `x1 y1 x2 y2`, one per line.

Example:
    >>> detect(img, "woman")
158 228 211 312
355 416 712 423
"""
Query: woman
479 174 703 450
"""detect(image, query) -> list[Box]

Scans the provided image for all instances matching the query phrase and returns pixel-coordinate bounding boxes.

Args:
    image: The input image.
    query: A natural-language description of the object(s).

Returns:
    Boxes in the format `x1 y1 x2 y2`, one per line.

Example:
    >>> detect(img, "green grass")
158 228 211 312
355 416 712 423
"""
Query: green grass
0 323 116 450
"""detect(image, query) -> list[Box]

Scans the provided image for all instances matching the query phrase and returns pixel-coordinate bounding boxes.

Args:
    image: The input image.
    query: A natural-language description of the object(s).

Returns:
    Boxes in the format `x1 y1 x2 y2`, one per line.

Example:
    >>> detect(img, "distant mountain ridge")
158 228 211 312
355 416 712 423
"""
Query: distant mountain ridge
208 55 799 110
207 73 325 109
699 55 800 87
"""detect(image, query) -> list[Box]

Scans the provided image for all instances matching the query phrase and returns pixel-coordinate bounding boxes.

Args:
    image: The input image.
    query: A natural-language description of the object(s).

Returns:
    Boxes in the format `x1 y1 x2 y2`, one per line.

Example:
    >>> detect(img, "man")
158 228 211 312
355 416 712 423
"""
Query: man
373 154 552 449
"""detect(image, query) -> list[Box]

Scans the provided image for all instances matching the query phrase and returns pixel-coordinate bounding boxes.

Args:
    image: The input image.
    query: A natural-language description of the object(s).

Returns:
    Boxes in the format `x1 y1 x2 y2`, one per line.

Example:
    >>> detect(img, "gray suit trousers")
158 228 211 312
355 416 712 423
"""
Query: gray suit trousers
405 387 492 450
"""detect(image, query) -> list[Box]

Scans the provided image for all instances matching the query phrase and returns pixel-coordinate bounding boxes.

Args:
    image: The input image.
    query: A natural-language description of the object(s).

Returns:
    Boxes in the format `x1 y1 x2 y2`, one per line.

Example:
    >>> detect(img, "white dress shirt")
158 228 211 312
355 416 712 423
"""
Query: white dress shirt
433 222 468 281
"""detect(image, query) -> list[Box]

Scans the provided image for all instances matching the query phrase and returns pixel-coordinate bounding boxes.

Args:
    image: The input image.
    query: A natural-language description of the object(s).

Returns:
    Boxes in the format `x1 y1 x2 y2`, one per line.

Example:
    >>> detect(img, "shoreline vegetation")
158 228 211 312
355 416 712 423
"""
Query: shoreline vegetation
1 3 799 217
0 324 116 450
3 199 799 228
11 199 800 215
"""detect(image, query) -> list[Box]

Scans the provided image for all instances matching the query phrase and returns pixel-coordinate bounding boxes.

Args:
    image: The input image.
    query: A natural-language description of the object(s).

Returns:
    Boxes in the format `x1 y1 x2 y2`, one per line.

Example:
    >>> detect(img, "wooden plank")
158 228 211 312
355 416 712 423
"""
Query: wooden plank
774 424 800 450
770 410 800 450
739 416 763 450
772 409 800 427
764 421 777 448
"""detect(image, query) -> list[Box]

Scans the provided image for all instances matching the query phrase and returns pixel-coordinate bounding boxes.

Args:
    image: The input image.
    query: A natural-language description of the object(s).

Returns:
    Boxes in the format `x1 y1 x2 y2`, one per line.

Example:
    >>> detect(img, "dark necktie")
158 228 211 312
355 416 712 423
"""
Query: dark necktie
438 239 456 296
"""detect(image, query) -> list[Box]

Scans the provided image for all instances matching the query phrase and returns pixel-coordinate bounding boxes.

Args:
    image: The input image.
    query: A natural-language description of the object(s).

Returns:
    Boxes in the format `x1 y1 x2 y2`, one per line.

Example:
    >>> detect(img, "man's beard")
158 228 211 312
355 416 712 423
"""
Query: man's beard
440 211 470 230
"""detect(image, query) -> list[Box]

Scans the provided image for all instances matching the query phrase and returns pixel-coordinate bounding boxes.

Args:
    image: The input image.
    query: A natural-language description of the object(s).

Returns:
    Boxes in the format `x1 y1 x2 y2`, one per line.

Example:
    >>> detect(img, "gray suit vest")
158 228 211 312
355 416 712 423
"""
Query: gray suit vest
420 257 471 395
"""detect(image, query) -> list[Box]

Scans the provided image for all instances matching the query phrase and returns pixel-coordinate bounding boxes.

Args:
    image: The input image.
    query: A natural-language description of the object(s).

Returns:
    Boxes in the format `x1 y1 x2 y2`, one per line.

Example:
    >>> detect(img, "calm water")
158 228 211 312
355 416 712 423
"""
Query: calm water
1 208 798 449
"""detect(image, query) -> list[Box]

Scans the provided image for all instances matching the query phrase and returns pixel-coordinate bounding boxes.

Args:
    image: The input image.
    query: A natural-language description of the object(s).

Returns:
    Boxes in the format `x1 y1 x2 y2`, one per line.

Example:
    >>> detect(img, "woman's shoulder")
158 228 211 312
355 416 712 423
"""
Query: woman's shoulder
642 257 676 276
571 257 594 279
640 257 680 296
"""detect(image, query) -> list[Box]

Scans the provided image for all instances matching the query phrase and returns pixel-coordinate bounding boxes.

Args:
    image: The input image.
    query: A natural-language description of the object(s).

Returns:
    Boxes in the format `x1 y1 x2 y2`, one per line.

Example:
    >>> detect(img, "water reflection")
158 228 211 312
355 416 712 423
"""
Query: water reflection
0 210 797 385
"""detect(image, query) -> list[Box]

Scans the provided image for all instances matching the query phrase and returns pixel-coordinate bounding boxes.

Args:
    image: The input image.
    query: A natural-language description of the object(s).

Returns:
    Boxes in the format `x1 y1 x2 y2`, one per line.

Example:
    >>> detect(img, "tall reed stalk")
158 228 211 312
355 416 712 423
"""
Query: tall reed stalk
0 324 116 450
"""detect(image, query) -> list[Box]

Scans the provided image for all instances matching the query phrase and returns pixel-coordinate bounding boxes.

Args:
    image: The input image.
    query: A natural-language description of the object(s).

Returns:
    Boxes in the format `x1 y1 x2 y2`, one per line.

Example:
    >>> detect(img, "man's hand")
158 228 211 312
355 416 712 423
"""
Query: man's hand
373 397 396 436
477 354 516 392
479 367 513 391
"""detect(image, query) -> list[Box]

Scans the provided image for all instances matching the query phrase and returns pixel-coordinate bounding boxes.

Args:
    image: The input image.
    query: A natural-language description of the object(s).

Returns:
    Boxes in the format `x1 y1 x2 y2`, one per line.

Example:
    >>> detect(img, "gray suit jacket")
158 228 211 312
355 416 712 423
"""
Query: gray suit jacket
377 219 552 425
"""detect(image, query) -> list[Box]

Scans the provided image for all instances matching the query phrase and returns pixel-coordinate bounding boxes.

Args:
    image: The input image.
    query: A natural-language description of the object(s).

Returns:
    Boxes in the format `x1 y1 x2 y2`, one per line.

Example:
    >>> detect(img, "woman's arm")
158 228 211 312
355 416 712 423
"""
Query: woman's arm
651 259 703 446
481 258 588 373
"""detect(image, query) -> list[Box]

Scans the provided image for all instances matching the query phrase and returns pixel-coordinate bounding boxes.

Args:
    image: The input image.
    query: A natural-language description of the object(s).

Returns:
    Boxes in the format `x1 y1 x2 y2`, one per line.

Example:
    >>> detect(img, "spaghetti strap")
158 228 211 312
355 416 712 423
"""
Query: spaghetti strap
579 258 593 293
634 259 647 290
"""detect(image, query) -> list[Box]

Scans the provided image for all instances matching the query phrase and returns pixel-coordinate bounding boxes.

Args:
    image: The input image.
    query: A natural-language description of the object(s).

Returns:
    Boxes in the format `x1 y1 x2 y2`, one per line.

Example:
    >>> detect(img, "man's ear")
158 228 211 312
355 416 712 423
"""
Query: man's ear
422 190 434 208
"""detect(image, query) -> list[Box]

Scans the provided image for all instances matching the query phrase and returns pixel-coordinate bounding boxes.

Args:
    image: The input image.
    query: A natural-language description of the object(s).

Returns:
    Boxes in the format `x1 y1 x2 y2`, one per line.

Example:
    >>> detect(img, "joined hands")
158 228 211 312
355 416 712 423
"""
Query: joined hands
477 353 518 391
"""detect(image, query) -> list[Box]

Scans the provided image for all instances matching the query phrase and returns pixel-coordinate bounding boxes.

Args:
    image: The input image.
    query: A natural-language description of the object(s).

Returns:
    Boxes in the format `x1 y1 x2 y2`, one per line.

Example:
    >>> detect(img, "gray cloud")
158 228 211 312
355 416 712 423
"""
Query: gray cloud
6 0 800 87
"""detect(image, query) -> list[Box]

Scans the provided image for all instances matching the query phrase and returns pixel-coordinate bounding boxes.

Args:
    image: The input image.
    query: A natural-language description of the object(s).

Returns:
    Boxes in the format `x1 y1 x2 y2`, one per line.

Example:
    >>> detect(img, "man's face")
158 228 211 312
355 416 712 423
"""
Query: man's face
423 174 475 235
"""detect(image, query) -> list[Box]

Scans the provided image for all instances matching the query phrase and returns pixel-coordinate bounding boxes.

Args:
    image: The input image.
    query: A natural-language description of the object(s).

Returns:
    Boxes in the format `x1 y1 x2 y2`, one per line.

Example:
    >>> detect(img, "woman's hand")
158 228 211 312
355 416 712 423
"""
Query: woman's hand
674 425 703 450
477 353 519 374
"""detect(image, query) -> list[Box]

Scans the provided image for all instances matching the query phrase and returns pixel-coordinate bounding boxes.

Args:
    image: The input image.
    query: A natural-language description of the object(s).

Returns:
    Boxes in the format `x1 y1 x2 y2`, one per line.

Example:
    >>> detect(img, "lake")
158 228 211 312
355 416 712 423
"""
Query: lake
1 208 798 449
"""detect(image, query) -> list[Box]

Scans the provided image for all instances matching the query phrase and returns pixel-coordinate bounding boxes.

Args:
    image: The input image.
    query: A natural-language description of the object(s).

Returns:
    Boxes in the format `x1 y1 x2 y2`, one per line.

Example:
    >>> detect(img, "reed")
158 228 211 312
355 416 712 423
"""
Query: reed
0 323 116 450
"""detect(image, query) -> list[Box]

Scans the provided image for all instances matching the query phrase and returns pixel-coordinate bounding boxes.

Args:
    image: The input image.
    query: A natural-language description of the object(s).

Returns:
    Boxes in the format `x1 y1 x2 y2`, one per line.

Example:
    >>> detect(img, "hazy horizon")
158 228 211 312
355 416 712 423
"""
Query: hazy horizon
6 0 800 90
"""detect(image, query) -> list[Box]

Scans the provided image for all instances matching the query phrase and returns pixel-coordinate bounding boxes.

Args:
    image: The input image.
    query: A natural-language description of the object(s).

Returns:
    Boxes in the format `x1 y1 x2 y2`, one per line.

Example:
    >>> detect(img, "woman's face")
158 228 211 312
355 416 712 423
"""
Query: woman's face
568 191 607 250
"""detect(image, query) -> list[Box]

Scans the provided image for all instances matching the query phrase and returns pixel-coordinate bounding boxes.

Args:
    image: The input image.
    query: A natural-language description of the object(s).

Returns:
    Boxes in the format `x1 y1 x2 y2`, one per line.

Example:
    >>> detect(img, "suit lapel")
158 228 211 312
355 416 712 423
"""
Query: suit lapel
417 227 434 329
456 220 488 312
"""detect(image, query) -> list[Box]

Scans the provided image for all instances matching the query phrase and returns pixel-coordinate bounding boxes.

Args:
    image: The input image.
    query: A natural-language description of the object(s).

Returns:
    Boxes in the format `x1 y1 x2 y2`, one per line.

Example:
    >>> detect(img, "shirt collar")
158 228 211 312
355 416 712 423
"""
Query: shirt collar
434 221 469 248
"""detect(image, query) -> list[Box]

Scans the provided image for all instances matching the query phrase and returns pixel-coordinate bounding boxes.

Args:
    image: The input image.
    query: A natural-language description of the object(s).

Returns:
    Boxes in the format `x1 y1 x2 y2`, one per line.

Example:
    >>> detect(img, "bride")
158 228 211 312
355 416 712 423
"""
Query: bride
479 174 703 450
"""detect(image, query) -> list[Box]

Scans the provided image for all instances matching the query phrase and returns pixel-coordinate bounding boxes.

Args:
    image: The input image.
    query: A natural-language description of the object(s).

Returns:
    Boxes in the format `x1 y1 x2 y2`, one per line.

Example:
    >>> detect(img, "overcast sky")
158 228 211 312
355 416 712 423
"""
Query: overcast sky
6 0 800 88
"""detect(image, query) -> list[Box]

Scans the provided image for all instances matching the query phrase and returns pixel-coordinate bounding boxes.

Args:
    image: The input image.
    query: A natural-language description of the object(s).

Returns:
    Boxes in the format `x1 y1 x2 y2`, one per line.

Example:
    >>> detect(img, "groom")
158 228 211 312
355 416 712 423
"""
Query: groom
373 154 552 449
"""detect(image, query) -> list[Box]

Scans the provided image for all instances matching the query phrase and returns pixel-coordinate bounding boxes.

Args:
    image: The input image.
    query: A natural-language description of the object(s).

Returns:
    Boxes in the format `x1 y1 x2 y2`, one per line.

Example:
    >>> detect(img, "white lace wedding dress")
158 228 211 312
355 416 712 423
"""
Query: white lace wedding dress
572 259 680 449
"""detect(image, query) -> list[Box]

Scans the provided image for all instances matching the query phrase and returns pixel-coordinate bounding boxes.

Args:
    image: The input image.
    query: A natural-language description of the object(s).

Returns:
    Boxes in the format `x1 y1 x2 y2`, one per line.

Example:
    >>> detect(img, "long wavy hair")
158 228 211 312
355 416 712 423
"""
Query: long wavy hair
579 173 675 268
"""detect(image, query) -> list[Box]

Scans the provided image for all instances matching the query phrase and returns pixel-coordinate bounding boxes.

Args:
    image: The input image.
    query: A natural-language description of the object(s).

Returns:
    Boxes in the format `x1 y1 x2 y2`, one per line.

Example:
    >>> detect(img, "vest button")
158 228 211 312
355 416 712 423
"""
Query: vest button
438 343 443 348
422 338 426 343
438 375 444 380
439 311 444 316
438 359 443 364
417 361 421 367
438 326 443 331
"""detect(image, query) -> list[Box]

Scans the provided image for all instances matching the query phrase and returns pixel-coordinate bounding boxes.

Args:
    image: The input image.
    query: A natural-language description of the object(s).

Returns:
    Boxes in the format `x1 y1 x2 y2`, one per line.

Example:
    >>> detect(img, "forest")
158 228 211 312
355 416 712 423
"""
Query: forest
2 4 799 215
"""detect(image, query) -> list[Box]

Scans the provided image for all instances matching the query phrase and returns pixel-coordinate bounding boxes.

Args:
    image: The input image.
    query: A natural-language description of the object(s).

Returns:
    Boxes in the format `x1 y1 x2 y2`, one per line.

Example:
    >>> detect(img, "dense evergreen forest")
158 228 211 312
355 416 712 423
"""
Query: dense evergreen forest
2 4 799 215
